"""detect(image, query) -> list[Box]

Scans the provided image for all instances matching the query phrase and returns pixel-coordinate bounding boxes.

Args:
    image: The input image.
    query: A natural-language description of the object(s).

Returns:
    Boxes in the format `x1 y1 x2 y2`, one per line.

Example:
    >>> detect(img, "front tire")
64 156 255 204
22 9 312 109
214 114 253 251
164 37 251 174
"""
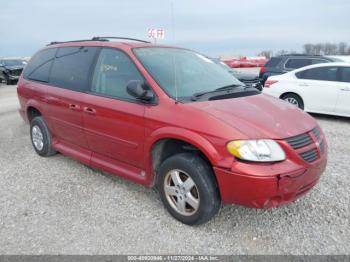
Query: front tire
157 153 220 225
30 116 56 157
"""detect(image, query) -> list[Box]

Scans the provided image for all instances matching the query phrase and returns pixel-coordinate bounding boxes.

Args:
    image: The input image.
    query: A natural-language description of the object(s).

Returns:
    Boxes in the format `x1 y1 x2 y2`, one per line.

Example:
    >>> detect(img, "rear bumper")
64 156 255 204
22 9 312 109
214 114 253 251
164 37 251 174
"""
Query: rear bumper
214 154 327 208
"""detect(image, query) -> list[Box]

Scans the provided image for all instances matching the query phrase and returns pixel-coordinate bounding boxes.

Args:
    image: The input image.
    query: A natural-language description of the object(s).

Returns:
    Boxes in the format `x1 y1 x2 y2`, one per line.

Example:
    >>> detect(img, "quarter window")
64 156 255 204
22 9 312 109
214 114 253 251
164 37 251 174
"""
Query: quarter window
285 58 311 69
50 47 98 92
23 48 57 82
91 48 144 100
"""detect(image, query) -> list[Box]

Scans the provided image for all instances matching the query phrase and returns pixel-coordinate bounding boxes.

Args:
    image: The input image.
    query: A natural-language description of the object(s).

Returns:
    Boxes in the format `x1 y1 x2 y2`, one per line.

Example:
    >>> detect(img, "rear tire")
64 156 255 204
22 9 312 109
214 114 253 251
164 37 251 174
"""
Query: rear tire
281 93 304 110
157 153 221 225
30 116 56 157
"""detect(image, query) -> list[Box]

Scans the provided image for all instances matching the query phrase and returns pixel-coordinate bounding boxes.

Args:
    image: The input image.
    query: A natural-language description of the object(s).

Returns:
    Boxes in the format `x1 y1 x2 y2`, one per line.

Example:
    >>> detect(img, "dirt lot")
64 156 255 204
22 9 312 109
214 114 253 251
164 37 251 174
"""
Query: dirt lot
0 84 349 254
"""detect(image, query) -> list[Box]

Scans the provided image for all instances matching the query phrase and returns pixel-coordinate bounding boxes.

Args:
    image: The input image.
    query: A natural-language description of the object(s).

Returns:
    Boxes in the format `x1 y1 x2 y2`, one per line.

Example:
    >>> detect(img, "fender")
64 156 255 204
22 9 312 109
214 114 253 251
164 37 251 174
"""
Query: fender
143 126 225 186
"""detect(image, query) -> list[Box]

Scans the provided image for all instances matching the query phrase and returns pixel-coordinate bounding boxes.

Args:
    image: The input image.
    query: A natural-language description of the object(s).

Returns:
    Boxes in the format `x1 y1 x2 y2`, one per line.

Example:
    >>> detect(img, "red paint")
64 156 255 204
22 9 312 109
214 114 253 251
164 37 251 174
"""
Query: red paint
17 40 327 208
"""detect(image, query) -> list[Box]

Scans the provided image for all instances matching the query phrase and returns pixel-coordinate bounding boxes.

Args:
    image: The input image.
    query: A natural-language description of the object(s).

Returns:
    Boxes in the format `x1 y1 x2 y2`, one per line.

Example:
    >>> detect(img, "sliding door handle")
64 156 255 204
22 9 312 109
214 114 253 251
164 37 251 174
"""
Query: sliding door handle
83 107 96 115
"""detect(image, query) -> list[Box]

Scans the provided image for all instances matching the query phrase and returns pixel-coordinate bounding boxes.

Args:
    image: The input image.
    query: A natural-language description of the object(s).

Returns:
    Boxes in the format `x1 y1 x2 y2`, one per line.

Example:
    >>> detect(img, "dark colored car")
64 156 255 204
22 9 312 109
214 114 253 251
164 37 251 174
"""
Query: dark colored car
17 37 327 225
213 58 263 90
259 54 340 85
0 59 27 85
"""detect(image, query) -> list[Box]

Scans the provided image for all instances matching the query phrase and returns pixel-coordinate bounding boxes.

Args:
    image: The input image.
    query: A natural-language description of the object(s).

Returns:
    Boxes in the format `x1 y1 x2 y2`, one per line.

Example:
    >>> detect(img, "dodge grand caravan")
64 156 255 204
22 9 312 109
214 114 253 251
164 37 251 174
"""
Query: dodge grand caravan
17 37 328 225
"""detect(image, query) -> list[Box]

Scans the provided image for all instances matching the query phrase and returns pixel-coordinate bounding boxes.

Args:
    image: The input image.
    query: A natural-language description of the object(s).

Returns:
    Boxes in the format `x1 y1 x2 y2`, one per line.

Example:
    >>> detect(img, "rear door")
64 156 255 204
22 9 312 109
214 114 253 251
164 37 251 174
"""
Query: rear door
46 46 98 150
335 66 350 115
83 48 148 169
295 66 340 113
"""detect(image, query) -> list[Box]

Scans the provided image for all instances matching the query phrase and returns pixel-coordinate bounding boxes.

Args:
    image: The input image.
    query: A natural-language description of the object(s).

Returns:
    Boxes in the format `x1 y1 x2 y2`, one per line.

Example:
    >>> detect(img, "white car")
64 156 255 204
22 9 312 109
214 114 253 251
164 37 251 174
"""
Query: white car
263 62 350 117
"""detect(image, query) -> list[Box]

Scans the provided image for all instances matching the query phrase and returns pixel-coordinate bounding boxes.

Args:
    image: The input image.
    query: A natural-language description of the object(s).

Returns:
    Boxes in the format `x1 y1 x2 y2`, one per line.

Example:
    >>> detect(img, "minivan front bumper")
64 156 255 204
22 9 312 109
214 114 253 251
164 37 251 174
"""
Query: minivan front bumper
214 152 327 208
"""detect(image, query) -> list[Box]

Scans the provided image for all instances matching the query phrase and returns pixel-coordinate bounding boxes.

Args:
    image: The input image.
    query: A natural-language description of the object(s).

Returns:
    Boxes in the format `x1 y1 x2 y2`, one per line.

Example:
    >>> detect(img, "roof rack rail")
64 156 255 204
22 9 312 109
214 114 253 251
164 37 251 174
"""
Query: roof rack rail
91 36 151 43
279 53 322 57
47 39 98 46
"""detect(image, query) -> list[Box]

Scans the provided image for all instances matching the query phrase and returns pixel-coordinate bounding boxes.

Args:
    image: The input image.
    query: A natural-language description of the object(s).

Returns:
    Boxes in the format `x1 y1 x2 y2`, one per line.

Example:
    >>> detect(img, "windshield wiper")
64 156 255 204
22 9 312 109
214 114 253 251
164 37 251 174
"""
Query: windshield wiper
191 84 243 101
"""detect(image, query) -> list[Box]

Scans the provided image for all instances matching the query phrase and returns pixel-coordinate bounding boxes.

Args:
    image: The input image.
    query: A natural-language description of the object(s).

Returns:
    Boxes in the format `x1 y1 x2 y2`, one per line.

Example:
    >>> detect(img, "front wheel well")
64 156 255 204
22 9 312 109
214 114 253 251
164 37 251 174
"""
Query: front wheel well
151 139 213 185
27 106 42 122
280 92 302 101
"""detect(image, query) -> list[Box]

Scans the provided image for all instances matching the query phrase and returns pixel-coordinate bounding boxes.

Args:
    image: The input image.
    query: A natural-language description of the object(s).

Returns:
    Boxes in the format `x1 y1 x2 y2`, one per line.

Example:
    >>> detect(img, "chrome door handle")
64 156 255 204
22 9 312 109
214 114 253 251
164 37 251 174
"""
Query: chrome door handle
299 83 309 87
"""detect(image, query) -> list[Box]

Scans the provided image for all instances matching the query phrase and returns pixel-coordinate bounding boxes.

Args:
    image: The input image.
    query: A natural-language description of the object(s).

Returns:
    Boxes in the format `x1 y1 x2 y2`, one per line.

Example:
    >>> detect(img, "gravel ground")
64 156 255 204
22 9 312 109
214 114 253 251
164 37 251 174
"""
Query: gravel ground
0 84 349 255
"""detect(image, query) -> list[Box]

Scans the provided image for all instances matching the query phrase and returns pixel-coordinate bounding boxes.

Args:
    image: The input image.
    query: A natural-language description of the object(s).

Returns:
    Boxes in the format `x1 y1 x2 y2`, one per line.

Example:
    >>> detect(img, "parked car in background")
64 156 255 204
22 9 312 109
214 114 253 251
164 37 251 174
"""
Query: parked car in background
0 58 27 85
18 37 327 225
212 58 263 90
259 54 341 85
222 57 267 68
263 63 350 117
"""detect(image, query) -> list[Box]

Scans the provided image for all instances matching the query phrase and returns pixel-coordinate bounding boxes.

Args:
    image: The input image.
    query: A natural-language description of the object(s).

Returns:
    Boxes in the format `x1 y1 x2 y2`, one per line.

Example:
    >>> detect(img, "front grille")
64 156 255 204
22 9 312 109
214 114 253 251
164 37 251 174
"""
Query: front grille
286 133 313 149
285 126 325 164
312 127 321 141
299 149 318 163
9 69 22 76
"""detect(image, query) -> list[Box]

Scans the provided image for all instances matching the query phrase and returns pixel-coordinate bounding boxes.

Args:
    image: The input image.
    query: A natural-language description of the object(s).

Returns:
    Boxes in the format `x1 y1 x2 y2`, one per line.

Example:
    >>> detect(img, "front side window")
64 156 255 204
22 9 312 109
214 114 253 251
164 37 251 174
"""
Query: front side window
133 47 243 99
296 67 338 81
91 48 144 100
23 48 57 82
50 46 98 92
285 58 311 69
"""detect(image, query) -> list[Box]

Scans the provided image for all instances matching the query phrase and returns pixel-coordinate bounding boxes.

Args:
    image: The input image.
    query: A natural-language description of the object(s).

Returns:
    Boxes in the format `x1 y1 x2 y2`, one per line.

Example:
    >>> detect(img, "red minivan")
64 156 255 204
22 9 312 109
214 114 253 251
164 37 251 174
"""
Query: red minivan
17 37 327 225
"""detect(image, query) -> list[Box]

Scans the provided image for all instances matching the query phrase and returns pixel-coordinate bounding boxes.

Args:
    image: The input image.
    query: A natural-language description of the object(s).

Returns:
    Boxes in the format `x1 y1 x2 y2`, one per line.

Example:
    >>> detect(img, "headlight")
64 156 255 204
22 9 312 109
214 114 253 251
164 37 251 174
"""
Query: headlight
226 139 285 162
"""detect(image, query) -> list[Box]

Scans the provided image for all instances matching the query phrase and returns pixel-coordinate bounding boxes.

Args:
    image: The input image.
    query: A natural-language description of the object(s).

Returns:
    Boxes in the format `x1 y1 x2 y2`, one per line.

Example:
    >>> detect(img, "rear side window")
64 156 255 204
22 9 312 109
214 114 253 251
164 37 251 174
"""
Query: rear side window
50 46 98 92
285 58 311 69
264 57 282 67
23 48 57 82
91 48 144 100
311 58 329 64
340 67 350 83
296 67 338 81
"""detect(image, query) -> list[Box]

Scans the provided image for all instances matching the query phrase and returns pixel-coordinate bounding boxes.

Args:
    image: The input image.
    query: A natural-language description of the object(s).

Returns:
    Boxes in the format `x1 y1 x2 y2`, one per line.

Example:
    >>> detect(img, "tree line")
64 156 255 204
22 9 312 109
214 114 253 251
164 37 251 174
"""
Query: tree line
258 42 350 58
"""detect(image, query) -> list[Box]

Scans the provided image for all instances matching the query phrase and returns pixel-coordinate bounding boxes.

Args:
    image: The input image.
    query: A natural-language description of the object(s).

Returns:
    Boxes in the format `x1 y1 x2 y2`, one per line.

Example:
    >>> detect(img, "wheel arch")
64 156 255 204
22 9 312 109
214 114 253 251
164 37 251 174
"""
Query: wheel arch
145 127 222 187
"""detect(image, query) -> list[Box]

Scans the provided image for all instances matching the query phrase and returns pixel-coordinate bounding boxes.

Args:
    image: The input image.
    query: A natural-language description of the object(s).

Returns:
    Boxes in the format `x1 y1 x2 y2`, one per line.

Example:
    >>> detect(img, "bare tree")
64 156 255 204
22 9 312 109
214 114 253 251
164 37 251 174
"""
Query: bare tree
303 44 314 55
257 50 273 59
338 42 347 55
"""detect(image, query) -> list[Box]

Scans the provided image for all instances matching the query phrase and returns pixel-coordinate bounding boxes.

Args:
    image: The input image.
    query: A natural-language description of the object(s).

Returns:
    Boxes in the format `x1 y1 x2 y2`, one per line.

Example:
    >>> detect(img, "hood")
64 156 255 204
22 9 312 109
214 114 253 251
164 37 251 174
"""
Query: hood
231 71 258 81
189 94 316 139
5 65 25 70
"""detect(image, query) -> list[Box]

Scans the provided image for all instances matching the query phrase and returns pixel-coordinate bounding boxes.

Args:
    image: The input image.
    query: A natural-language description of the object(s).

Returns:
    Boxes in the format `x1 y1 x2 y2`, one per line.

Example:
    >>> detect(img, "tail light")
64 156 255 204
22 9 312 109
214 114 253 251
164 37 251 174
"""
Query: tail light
259 66 265 75
264 80 278 88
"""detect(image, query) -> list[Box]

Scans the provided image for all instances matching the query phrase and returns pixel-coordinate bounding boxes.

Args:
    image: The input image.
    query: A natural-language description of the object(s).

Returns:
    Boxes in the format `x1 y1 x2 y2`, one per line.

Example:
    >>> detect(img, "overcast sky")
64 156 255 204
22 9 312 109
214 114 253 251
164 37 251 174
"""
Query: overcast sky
1 0 350 57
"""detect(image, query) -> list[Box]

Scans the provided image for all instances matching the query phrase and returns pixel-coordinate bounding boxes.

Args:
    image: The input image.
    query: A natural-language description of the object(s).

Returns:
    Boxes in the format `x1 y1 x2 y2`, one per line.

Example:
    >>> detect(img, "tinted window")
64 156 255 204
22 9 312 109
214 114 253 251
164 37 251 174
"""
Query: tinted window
91 48 144 100
265 57 282 67
285 58 311 69
50 47 98 92
296 67 338 81
340 67 350 83
23 48 57 82
311 58 329 64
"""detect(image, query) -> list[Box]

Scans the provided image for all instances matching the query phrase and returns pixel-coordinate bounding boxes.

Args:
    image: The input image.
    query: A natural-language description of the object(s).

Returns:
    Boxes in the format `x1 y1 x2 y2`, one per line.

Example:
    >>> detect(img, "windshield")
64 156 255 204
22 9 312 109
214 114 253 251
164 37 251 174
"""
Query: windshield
133 48 243 99
3 59 27 66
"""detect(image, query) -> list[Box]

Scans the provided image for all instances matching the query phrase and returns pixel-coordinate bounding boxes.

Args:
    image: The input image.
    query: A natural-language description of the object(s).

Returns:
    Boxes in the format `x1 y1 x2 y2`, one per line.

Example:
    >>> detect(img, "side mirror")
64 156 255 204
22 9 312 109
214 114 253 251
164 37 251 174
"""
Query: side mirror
126 80 154 102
